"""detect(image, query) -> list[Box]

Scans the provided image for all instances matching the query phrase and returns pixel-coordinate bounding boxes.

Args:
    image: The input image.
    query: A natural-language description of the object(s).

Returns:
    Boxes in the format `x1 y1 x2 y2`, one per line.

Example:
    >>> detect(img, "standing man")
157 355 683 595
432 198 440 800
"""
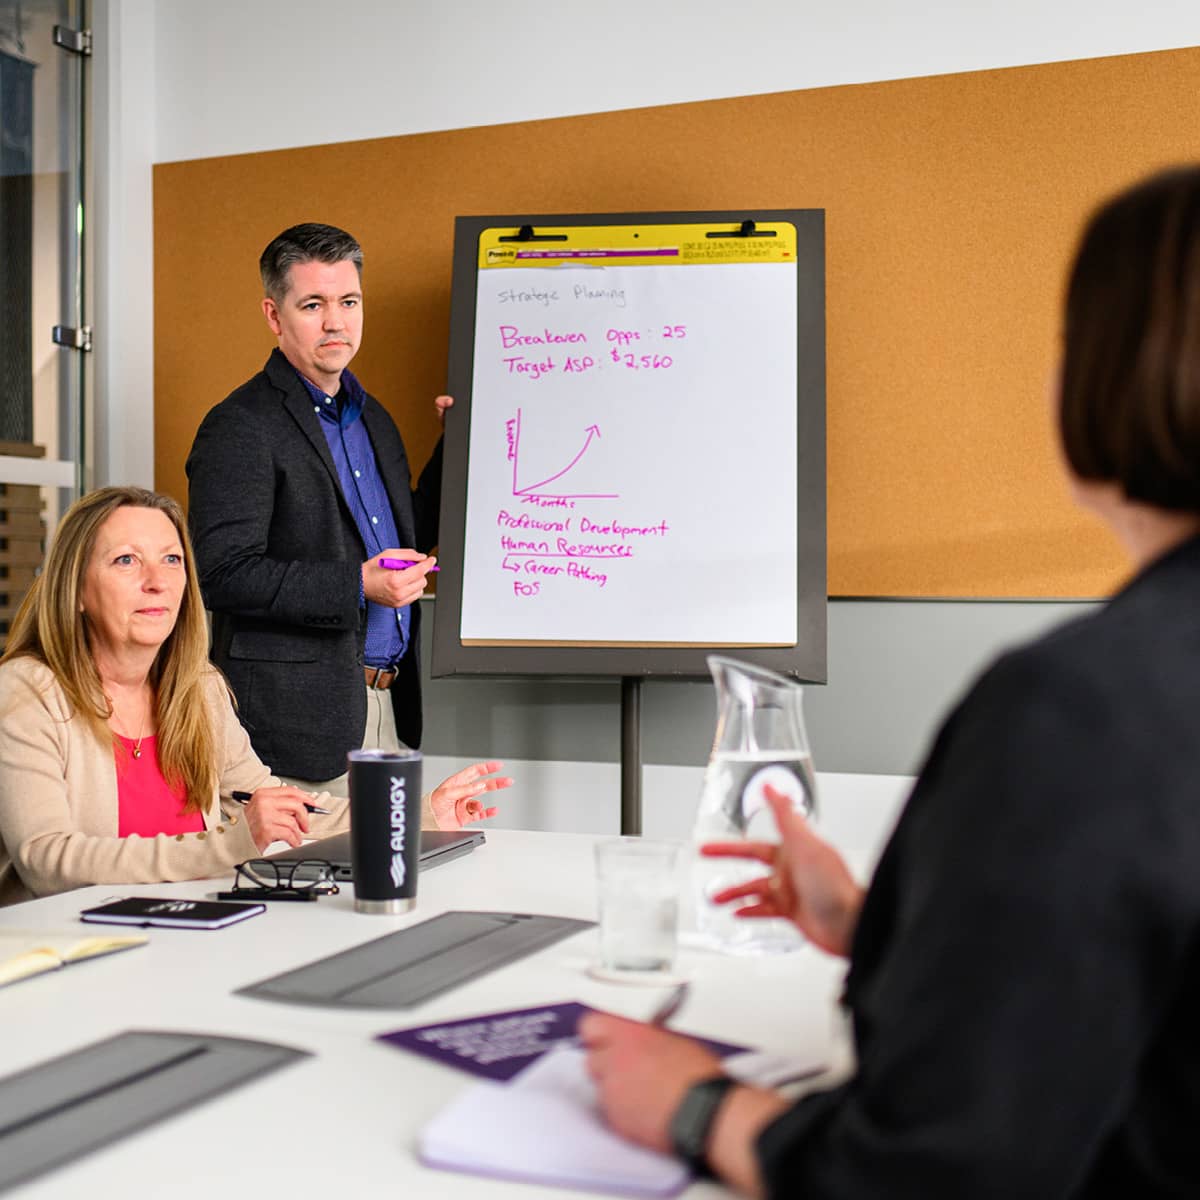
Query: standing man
187 223 445 793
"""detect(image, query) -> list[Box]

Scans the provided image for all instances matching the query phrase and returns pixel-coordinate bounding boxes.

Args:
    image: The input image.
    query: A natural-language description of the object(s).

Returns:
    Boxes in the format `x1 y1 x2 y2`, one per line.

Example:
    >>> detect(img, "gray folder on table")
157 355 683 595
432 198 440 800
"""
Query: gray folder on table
237 909 593 1009
0 1030 309 1194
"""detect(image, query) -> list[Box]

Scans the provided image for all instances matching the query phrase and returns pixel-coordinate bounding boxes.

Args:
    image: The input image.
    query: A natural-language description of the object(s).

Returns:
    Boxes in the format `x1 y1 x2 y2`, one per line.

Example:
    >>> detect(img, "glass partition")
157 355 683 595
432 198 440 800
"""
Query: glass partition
0 0 87 647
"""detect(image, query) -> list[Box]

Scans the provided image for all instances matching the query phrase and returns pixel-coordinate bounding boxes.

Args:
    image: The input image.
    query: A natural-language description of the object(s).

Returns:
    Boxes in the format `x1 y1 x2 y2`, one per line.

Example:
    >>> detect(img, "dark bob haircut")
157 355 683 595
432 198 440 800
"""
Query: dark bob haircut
1060 165 1200 512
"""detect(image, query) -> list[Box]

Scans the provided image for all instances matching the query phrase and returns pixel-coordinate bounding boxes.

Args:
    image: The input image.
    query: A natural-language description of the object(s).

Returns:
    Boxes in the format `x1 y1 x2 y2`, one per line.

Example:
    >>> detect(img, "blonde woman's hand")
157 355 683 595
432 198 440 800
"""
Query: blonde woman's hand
430 761 512 829
243 786 313 851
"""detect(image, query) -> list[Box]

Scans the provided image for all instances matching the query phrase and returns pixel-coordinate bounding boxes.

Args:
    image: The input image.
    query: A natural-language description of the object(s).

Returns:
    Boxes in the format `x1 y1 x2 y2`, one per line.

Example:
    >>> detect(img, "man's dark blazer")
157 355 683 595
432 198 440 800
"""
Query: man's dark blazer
186 349 442 781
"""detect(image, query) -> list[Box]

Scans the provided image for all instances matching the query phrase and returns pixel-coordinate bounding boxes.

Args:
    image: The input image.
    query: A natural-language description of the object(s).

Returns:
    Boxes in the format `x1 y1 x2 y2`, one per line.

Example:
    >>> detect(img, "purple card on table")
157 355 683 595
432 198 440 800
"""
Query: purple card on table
378 1002 742 1082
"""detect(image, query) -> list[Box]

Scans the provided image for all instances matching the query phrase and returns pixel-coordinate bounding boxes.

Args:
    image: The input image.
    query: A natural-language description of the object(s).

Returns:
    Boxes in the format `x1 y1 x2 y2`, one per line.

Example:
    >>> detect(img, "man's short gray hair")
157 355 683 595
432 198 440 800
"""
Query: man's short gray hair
259 223 363 302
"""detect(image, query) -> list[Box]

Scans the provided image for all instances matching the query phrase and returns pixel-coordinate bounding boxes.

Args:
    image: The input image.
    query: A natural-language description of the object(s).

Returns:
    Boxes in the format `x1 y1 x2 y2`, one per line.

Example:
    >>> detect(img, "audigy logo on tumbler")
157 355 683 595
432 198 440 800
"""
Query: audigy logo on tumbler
389 773 408 889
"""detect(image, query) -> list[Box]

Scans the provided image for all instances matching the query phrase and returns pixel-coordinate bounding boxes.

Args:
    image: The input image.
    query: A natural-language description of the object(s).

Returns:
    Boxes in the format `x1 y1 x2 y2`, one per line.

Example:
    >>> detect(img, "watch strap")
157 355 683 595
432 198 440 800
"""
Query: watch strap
669 1073 738 1176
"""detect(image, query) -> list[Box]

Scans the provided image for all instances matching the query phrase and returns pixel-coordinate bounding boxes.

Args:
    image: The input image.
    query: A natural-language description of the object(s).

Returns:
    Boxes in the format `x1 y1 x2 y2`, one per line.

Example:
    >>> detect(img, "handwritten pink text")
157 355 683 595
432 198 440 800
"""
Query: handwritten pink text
499 325 588 349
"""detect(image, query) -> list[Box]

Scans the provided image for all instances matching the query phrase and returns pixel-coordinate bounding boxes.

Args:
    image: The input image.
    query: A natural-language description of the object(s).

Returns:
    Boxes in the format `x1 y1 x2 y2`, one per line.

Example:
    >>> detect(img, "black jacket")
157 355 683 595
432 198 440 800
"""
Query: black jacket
186 349 442 780
757 536 1200 1198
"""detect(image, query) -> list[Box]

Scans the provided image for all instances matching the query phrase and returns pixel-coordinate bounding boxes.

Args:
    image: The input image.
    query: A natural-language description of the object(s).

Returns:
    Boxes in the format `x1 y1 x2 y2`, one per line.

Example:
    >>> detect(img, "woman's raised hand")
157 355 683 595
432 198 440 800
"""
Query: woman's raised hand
702 784 866 958
430 761 512 830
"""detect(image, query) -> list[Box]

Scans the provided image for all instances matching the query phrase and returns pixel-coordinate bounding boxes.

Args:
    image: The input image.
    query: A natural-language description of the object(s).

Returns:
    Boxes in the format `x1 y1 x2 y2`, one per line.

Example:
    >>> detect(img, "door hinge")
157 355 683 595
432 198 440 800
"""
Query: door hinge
53 25 93 56
52 325 93 352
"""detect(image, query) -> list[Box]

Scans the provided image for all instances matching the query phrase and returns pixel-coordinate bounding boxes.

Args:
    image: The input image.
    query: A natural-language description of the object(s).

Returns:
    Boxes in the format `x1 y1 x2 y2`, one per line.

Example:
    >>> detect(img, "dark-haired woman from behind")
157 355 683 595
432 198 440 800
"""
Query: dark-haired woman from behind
582 165 1200 1198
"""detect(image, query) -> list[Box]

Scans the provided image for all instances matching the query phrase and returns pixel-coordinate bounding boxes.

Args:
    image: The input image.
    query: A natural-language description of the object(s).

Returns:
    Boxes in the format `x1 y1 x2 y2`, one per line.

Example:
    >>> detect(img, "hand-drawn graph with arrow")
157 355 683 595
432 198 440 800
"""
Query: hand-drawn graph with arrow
509 407 619 500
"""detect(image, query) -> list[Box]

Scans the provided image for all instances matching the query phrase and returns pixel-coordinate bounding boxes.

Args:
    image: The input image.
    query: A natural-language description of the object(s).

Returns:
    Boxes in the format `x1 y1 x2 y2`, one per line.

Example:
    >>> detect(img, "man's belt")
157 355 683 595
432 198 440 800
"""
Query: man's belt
364 665 398 690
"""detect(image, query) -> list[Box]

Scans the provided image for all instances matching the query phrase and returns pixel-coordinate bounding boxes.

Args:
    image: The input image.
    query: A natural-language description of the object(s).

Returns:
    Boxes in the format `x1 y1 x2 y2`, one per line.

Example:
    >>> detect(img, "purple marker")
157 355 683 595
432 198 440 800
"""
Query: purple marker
379 557 440 572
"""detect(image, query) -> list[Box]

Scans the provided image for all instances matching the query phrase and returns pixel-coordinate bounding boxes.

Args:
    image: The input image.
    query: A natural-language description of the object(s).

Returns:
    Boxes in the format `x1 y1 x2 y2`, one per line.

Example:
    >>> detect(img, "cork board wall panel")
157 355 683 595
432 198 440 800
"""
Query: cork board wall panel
153 46 1200 598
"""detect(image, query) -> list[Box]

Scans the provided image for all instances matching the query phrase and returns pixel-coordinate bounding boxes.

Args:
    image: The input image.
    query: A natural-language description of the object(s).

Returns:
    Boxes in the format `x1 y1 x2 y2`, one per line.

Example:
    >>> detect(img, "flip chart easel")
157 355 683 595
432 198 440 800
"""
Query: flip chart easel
434 211 826 832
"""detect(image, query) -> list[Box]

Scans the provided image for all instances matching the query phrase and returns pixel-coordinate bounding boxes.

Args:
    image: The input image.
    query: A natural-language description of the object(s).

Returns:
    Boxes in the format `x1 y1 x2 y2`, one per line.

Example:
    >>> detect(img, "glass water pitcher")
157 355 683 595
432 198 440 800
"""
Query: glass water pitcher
690 655 818 954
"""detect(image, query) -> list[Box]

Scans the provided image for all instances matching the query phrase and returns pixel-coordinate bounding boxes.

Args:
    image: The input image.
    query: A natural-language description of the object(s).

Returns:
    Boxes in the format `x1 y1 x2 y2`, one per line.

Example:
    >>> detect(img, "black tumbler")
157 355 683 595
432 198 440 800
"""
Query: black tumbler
348 749 423 914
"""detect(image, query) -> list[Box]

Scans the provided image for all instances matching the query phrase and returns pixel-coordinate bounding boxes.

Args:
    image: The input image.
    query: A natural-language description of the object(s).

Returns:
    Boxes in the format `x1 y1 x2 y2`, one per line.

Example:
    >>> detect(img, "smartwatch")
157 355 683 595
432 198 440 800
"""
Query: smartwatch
669 1074 739 1176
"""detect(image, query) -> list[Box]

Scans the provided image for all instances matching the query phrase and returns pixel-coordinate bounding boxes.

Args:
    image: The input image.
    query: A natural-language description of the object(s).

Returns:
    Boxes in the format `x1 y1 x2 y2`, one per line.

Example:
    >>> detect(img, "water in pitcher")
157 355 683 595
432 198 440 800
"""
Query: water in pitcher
690 656 819 954
692 751 818 953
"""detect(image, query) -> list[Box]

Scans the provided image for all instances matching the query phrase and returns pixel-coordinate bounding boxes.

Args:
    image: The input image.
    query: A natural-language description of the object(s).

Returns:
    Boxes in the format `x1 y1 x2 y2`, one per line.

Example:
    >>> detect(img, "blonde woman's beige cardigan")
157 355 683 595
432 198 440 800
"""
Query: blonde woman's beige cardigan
0 656 363 906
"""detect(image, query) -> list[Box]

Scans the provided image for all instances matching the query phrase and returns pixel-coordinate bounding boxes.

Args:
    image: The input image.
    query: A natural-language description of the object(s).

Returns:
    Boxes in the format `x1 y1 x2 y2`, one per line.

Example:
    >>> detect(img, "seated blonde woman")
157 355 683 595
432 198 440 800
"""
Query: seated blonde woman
0 486 510 905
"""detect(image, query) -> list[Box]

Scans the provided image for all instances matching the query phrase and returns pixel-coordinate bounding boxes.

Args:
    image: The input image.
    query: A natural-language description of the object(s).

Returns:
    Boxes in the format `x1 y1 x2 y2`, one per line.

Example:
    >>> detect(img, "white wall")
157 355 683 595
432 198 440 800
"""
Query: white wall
151 0 1200 162
88 1 1200 827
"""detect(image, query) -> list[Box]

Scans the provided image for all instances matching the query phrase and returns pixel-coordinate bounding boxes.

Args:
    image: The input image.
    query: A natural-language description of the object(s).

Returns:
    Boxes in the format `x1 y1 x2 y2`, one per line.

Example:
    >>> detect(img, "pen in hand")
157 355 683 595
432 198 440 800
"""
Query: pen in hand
567 983 690 1052
229 790 330 815
379 557 440 572
649 982 689 1028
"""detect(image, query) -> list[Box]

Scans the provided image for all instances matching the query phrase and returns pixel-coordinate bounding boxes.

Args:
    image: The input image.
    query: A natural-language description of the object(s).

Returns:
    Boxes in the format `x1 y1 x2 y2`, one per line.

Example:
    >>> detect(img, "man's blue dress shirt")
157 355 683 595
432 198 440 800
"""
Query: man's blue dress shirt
298 369 410 668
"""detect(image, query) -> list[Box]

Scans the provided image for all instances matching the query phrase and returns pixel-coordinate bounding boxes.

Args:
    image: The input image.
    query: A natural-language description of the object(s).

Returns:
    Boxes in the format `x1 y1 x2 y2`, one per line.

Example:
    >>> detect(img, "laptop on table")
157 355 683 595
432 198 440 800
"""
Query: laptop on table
267 830 485 881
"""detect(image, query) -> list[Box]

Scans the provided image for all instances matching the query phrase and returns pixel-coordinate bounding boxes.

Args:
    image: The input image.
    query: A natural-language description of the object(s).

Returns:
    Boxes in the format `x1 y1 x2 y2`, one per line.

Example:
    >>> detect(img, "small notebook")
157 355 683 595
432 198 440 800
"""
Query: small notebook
0 928 147 988
79 896 266 930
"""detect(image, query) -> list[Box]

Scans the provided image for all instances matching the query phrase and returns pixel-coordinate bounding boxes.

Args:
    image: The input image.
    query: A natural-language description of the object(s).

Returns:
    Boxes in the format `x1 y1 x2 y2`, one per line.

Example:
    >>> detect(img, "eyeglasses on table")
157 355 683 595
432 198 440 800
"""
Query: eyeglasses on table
223 858 340 902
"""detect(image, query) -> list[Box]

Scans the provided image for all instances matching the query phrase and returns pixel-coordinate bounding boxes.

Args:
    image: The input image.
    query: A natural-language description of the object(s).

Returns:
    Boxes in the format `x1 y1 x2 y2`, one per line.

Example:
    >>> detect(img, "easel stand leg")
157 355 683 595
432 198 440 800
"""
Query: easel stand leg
620 677 642 836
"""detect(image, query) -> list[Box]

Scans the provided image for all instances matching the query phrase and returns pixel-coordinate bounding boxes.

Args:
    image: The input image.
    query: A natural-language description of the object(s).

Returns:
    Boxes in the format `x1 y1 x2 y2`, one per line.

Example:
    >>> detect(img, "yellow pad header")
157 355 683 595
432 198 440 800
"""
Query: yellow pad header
479 222 797 269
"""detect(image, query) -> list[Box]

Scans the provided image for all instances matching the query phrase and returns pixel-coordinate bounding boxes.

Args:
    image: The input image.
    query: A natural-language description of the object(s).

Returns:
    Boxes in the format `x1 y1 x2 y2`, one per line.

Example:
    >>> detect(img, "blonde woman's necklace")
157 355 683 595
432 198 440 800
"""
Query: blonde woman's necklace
112 690 150 759
131 693 149 759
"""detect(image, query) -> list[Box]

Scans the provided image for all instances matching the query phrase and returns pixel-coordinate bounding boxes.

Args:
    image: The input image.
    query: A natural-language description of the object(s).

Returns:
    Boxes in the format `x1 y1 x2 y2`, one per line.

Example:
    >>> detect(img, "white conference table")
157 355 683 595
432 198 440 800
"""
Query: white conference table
0 828 861 1200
